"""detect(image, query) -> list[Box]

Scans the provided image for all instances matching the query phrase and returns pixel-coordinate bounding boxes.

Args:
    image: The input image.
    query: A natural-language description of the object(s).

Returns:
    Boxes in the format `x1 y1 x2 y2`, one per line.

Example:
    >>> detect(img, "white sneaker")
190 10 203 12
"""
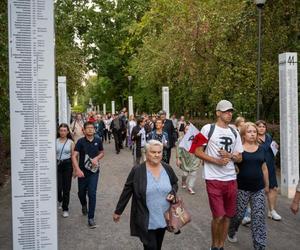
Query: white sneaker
227 234 238 243
62 211 69 218
241 216 251 226
58 202 62 210
269 210 282 221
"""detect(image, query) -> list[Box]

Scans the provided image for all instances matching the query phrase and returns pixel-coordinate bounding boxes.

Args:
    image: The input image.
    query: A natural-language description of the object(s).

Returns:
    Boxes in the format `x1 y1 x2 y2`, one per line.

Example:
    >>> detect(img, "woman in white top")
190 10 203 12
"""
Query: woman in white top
103 114 113 143
56 123 75 218
127 114 136 148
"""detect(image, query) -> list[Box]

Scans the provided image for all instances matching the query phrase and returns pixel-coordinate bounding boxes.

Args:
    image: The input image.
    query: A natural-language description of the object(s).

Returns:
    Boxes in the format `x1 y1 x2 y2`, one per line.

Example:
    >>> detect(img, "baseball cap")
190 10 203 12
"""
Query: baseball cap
216 100 235 112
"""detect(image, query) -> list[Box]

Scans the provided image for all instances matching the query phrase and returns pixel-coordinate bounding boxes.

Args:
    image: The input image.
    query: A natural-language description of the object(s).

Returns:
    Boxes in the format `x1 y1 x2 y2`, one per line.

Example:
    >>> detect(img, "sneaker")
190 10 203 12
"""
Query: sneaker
241 216 251 226
227 233 238 243
269 210 282 221
82 205 88 216
58 202 62 210
187 187 195 195
62 211 69 218
88 218 97 229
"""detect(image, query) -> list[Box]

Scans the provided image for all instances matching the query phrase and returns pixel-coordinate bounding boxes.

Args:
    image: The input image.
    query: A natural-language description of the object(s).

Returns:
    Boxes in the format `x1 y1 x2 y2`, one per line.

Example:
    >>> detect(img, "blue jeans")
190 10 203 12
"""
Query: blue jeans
77 171 99 219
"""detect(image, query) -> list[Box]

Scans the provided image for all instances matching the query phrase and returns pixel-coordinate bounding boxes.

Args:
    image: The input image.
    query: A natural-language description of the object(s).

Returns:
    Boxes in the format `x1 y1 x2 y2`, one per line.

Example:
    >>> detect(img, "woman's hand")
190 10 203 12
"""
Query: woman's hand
264 186 270 194
166 194 175 202
176 158 182 167
290 201 299 215
113 213 121 223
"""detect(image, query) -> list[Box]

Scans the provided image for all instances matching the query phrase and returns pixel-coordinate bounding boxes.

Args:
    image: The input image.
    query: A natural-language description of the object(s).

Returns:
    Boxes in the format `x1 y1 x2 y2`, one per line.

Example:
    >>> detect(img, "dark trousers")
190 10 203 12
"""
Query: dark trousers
143 228 166 250
228 189 266 250
103 129 111 142
57 159 73 211
77 171 99 219
113 130 122 152
165 147 172 164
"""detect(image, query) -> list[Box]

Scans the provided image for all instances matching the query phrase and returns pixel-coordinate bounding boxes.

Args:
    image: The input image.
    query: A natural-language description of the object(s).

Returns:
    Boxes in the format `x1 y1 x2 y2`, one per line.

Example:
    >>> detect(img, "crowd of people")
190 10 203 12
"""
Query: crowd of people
55 100 300 249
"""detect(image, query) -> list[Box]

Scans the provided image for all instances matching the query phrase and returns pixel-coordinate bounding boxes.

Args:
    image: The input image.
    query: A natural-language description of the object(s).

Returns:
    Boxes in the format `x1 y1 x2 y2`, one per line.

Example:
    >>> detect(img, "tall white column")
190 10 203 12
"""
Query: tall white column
103 103 106 115
67 96 71 125
279 52 299 198
162 86 170 118
111 101 115 115
128 96 133 116
58 76 67 124
8 0 57 249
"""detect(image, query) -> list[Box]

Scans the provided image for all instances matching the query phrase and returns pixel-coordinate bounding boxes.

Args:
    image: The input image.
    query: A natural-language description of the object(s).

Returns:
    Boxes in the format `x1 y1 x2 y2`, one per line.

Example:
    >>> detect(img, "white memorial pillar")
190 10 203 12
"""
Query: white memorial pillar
128 96 133 116
103 103 106 115
279 52 299 198
112 101 115 115
162 86 170 118
8 0 58 249
58 76 67 124
67 97 71 124
97 105 100 113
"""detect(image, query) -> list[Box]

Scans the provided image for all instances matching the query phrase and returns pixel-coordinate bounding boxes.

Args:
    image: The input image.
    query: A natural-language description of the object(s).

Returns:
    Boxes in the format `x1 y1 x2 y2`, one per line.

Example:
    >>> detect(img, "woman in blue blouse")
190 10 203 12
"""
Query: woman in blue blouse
113 140 178 250
256 120 281 221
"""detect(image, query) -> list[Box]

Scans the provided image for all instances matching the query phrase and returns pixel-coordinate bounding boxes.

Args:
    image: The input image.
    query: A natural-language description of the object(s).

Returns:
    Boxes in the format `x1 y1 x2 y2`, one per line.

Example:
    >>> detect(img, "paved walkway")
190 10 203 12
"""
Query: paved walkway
1 141 300 249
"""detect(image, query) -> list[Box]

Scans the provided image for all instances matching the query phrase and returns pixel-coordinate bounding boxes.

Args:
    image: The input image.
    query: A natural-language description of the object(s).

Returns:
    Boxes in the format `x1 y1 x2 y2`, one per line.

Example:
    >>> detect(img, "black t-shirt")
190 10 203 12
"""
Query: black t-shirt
237 146 266 192
75 136 103 174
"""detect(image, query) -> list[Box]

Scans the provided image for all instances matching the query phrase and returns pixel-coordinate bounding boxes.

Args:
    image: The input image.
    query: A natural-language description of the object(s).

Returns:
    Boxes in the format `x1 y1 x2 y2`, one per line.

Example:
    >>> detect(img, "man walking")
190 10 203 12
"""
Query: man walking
158 110 176 164
195 100 243 250
72 121 104 228
131 117 147 165
110 112 125 154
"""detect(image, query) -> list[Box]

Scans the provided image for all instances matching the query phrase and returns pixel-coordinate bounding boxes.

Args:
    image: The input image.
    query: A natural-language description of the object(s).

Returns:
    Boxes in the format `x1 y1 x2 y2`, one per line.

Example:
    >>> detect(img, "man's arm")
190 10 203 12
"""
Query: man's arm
195 146 230 166
291 182 300 215
91 150 104 165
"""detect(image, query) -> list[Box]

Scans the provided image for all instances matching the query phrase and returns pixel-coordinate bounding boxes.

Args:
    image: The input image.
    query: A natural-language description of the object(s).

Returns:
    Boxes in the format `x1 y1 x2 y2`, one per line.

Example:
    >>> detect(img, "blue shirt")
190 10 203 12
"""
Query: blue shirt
146 167 172 230
75 136 103 174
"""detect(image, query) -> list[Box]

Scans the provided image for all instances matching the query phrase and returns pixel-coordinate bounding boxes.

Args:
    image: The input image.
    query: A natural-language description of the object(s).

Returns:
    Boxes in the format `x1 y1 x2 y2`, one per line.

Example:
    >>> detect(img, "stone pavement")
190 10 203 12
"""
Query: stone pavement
1 141 300 250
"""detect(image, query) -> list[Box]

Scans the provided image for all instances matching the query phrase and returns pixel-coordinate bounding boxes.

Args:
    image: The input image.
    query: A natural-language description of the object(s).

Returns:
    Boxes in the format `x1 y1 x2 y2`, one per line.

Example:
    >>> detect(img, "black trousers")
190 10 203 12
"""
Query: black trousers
57 159 73 211
103 129 111 142
143 228 166 250
165 147 172 164
113 130 122 152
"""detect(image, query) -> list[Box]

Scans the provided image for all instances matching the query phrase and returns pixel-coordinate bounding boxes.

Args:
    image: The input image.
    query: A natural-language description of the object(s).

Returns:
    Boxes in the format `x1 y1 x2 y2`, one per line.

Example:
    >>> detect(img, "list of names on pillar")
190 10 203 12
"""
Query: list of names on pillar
8 0 57 249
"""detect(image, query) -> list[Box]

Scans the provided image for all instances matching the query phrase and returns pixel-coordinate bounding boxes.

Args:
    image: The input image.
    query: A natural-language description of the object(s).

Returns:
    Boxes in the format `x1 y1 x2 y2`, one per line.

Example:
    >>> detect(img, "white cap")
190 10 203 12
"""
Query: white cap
216 100 234 111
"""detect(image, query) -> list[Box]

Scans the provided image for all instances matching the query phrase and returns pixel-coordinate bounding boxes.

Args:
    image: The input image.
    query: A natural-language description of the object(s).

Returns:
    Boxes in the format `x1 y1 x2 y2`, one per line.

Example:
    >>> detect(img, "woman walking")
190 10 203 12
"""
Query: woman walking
56 123 75 218
176 124 201 194
148 118 169 163
256 120 281 221
113 140 178 250
228 122 269 250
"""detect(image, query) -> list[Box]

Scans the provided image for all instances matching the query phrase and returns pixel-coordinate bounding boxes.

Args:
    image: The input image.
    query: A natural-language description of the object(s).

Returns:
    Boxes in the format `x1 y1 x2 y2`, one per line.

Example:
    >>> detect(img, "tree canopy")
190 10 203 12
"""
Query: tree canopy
0 0 299 137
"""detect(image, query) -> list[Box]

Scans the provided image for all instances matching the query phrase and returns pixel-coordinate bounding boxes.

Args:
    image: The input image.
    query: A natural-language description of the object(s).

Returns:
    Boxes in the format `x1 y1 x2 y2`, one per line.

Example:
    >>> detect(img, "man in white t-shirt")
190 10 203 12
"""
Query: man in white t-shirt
195 100 243 250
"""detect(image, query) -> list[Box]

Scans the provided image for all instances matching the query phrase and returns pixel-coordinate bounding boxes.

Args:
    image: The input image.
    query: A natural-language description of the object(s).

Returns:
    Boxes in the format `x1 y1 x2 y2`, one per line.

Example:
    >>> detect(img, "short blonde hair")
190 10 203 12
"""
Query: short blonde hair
145 140 163 152
235 116 245 127
239 122 258 144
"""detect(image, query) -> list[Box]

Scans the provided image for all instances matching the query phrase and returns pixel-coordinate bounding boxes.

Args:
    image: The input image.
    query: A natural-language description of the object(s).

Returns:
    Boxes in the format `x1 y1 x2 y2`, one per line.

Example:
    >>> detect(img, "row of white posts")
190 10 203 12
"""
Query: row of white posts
85 88 170 118
7 0 298 249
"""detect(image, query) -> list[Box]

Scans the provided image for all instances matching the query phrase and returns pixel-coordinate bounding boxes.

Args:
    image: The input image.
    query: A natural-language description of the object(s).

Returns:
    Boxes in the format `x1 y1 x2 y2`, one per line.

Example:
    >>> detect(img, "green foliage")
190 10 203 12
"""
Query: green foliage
55 0 87 97
126 0 299 121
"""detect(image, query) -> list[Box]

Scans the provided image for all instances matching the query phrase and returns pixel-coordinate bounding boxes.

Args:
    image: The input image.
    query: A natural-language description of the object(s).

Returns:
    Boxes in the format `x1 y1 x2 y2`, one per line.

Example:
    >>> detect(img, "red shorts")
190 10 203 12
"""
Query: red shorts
206 180 237 218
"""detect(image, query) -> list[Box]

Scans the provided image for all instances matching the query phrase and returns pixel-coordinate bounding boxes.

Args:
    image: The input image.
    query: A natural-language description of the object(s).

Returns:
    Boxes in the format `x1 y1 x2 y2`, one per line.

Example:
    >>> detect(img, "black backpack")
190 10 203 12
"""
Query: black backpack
206 123 237 143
